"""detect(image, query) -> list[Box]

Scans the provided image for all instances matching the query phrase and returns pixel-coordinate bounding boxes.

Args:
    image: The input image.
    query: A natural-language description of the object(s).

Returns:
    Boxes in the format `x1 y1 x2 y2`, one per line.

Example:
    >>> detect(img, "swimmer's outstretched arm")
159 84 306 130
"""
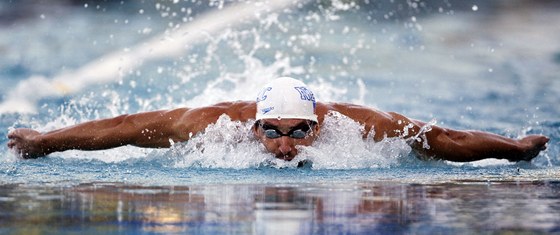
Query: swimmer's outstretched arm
7 101 253 159
386 113 549 162
320 103 549 162
7 108 194 159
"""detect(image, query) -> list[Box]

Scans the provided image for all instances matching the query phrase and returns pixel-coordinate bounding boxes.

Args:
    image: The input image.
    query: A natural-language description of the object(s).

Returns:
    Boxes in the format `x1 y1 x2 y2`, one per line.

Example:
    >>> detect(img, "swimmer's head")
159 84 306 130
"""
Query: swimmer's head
255 77 318 123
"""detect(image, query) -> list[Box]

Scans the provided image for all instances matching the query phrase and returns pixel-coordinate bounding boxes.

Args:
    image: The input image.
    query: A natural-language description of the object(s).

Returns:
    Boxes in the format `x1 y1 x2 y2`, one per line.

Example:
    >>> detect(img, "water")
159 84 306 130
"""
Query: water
2 181 560 234
1 0 559 234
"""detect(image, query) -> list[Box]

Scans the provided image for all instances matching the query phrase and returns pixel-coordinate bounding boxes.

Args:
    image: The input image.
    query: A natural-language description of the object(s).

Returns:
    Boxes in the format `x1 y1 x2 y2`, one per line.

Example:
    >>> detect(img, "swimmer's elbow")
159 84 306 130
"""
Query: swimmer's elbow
415 129 479 162
124 113 185 148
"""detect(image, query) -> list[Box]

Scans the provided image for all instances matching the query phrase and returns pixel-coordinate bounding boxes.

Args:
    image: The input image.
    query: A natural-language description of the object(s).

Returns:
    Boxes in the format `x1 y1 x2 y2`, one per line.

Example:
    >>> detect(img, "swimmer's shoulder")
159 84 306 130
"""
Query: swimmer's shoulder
175 101 256 133
316 102 390 123
210 101 256 122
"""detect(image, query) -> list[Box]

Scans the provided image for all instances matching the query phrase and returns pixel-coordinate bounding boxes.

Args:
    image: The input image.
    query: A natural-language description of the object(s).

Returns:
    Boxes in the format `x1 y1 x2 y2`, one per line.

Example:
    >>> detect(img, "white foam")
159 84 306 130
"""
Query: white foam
299 111 412 169
167 113 413 169
169 115 272 169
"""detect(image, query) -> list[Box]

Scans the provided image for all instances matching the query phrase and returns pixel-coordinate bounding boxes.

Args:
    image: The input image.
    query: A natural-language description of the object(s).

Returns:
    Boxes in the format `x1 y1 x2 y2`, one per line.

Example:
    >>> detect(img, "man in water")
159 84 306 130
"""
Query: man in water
7 77 549 162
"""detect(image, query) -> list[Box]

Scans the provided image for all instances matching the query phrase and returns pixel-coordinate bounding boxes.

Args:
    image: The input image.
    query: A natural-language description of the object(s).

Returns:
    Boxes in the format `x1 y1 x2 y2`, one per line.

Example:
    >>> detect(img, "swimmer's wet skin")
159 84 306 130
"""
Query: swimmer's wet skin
7 77 549 162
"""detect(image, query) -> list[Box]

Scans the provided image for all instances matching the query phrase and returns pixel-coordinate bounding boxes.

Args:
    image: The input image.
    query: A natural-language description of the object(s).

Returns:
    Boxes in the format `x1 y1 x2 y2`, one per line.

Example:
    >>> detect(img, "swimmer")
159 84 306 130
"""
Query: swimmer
7 77 549 162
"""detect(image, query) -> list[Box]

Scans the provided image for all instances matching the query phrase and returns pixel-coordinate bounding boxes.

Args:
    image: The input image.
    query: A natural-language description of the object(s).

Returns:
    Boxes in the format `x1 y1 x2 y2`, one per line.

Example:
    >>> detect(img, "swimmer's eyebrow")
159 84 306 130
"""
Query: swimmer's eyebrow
290 123 311 131
261 121 309 131
261 123 279 130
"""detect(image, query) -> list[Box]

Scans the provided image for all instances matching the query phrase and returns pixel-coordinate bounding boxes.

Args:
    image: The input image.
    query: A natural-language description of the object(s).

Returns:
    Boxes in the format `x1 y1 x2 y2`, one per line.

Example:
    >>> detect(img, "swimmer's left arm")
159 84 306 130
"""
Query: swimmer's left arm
378 112 549 162
7 102 245 159
7 108 191 158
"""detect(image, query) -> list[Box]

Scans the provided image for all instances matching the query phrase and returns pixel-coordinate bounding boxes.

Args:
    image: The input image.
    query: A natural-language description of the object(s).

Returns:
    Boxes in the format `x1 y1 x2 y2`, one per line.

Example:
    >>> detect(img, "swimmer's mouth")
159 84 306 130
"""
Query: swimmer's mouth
277 155 295 161
274 155 308 167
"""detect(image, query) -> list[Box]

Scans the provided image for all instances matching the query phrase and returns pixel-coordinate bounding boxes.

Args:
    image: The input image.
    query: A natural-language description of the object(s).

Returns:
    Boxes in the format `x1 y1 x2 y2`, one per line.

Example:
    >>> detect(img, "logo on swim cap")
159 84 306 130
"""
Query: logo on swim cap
261 106 274 114
294 86 316 109
255 77 318 122
256 87 272 103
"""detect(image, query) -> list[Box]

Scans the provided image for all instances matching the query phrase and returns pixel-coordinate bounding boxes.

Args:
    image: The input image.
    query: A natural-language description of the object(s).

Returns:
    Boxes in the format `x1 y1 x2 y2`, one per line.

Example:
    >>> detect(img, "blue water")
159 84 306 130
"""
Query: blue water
0 1 559 233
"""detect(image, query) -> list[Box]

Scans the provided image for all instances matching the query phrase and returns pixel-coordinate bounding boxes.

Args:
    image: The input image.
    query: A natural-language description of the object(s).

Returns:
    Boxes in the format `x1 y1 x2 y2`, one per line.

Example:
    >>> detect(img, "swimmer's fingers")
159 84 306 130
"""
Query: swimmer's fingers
518 135 550 161
525 135 549 150
7 139 17 153
7 130 23 151
6 128 43 159
7 137 14 146
7 138 24 157
8 128 37 139
7 129 20 140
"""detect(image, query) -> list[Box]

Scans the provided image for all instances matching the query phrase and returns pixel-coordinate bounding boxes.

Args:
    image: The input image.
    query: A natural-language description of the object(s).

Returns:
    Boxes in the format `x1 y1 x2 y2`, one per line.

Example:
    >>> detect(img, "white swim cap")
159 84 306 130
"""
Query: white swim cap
255 77 318 122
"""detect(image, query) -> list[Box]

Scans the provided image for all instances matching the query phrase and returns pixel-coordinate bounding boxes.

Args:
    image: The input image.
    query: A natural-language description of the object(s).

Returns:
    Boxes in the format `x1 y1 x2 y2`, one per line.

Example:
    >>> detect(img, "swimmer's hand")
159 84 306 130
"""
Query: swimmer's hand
7 128 47 159
512 135 550 162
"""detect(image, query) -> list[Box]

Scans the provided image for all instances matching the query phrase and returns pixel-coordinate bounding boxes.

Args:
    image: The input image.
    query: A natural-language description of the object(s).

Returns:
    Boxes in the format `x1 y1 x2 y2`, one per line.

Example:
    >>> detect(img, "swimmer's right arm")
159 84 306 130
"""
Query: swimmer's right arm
7 108 193 159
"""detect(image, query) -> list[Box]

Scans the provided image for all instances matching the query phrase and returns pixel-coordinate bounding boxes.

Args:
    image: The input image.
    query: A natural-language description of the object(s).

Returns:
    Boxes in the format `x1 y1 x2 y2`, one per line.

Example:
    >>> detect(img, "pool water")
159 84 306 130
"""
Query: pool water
2 181 559 234
0 0 559 234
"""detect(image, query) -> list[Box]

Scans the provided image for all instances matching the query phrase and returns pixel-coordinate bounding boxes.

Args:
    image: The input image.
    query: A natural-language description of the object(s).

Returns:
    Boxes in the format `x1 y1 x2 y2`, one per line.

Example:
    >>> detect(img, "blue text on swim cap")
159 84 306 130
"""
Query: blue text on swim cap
261 107 274 114
256 87 272 102
294 87 316 108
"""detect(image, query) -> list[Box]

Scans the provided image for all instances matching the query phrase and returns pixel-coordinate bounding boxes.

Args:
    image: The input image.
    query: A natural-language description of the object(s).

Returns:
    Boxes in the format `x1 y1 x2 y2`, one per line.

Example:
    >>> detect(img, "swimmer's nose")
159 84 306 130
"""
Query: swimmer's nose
277 137 293 155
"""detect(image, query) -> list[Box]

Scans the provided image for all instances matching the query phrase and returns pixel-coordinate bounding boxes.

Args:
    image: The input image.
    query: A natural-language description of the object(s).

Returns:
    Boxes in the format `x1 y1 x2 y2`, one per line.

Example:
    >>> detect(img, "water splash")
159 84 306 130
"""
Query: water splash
406 118 437 150
167 112 413 170
169 115 271 169
300 111 412 169
0 0 301 114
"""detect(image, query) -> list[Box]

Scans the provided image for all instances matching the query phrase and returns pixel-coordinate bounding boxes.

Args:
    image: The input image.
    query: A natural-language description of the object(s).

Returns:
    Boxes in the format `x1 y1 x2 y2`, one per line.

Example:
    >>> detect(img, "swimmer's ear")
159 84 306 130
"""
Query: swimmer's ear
252 121 260 136
312 122 320 137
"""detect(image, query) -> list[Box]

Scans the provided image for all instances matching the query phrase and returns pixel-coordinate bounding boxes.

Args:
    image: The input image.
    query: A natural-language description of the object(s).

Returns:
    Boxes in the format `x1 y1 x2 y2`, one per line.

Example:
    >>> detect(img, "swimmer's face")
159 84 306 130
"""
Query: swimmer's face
253 119 320 161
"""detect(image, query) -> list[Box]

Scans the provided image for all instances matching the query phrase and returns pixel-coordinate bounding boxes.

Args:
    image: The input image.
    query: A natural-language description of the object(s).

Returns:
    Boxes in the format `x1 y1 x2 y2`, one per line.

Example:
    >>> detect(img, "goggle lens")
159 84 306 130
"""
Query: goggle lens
260 123 312 139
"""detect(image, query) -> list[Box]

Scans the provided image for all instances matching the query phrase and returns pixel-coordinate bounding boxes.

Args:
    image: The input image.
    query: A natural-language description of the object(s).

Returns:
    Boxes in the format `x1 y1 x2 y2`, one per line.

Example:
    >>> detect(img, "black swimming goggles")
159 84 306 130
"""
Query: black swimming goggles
257 121 315 139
